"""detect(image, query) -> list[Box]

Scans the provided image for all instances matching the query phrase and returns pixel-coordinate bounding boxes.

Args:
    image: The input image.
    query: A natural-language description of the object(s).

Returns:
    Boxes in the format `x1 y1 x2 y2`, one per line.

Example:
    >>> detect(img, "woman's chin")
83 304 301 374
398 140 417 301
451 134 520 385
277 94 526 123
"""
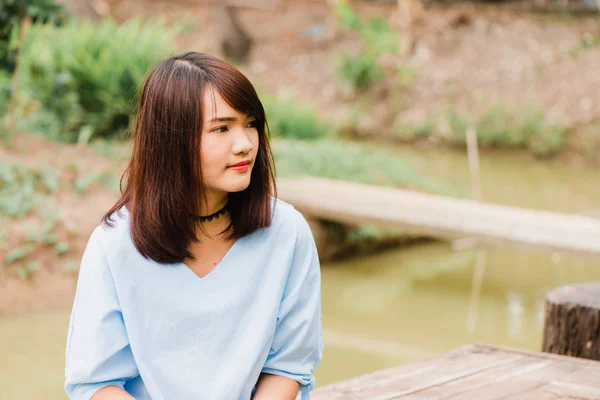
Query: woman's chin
226 179 252 193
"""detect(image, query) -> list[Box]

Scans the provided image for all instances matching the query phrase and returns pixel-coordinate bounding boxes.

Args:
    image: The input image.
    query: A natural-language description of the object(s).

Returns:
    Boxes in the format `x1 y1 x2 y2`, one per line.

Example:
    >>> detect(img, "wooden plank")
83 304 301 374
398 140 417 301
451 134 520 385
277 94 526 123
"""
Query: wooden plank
278 177 600 256
399 357 564 399
312 344 600 400
311 345 527 400
422 359 582 400
542 381 600 400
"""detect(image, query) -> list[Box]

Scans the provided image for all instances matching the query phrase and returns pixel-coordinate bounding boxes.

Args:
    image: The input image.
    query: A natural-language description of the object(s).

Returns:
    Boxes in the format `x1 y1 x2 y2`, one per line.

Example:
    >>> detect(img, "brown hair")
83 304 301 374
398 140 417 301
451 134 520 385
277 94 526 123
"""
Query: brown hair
103 52 276 264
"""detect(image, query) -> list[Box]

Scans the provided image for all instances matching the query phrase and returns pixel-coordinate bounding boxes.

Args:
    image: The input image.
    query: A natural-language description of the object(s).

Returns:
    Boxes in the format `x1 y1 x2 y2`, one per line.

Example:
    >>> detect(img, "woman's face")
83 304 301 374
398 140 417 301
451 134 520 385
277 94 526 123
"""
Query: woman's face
200 87 260 198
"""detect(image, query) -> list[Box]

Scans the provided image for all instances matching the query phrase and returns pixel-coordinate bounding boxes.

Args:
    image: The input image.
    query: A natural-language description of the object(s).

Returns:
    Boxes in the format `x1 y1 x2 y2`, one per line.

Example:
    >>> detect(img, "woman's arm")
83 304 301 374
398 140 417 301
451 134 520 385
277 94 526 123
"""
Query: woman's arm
64 227 140 399
259 211 324 399
253 373 300 400
91 386 135 400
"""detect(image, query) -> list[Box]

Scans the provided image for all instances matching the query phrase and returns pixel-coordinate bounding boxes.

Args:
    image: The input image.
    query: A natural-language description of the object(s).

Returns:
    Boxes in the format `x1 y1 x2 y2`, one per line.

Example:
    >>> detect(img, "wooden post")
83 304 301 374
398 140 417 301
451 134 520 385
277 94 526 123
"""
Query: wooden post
465 126 487 333
542 282 600 361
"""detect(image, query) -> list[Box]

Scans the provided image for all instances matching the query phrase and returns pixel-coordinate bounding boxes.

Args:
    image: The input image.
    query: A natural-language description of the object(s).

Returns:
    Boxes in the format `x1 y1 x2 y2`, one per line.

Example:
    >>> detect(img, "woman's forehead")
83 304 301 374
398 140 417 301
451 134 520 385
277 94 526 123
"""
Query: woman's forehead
202 87 248 120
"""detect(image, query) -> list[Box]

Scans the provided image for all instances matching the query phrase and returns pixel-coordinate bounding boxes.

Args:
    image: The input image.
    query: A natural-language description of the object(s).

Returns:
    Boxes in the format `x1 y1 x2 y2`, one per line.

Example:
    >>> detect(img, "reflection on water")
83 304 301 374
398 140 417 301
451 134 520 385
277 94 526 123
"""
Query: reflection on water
1 146 600 398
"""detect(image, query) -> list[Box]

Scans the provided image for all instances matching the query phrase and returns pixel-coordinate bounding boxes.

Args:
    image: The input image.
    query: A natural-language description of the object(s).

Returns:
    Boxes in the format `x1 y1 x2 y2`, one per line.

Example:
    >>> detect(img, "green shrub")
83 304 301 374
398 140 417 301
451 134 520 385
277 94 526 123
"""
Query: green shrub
0 163 57 218
263 95 330 140
395 104 567 157
0 0 68 73
18 18 176 143
272 138 457 195
335 2 398 92
0 69 10 118
336 52 383 92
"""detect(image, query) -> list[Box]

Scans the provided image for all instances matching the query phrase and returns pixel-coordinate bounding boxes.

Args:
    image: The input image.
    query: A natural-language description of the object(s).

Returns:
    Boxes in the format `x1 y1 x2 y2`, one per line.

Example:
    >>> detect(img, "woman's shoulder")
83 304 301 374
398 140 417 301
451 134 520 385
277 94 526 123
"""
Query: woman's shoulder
89 206 132 254
271 198 312 238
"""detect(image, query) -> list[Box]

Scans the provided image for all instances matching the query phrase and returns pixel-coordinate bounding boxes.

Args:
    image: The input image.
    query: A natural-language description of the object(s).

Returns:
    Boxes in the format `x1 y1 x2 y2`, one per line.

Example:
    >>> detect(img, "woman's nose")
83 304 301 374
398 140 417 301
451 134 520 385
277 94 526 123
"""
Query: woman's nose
232 129 253 154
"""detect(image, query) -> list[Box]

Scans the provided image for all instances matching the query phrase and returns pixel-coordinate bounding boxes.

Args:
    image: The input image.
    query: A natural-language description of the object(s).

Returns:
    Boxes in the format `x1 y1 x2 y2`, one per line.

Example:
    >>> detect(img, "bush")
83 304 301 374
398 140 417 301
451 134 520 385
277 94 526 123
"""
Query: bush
18 18 176 143
0 162 57 218
336 52 382 92
395 104 568 157
335 2 399 92
0 69 10 118
0 0 68 73
262 95 330 140
272 138 457 195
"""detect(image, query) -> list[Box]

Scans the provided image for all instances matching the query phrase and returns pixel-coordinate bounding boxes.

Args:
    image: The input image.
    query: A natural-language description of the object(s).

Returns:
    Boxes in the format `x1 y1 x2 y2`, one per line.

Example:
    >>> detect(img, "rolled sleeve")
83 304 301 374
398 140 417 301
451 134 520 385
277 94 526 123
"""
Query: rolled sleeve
64 227 139 399
262 213 324 399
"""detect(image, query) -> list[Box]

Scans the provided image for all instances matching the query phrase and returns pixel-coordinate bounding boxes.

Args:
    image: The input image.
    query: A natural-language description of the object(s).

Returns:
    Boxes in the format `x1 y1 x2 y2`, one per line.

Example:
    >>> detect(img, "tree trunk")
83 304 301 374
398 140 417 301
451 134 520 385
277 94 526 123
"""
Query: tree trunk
542 282 600 361
8 15 31 132
214 5 253 65
397 0 424 57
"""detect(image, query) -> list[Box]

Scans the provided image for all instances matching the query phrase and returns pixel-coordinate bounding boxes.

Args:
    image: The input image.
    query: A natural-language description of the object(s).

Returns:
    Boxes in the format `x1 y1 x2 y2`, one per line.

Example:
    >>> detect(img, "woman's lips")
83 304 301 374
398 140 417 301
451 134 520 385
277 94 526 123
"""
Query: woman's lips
229 160 250 172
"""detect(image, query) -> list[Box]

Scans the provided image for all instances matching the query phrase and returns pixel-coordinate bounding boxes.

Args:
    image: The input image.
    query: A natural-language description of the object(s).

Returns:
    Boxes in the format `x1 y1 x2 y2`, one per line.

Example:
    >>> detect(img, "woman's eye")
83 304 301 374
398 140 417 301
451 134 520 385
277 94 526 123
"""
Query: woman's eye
211 126 228 133
246 120 258 128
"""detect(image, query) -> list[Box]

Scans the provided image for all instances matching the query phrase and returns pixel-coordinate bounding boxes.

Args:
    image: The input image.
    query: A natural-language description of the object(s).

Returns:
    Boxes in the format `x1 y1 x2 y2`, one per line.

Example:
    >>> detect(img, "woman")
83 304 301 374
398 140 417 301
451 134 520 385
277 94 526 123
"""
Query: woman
64 52 323 400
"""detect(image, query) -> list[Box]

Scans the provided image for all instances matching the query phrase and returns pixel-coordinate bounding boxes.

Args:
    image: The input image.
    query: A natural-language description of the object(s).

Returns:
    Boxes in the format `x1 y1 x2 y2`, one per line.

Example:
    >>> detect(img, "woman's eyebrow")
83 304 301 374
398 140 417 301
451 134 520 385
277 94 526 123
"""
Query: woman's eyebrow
208 116 237 123
207 115 255 123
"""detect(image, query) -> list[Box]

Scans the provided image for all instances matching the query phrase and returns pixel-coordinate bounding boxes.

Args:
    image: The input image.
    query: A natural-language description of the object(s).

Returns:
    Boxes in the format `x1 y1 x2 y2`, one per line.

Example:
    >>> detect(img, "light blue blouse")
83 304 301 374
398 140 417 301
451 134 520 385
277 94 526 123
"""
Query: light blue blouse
64 199 323 400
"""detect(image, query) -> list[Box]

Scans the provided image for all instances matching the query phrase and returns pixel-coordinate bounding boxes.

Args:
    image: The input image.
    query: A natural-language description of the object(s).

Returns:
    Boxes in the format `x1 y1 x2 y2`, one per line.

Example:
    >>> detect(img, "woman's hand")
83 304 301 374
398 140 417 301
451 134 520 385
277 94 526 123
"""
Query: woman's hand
91 386 136 400
253 373 300 400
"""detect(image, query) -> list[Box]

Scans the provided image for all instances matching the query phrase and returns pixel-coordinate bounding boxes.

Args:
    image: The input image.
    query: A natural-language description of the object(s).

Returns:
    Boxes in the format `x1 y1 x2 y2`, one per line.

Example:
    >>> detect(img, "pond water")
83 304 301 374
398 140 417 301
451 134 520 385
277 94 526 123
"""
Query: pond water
2 145 599 399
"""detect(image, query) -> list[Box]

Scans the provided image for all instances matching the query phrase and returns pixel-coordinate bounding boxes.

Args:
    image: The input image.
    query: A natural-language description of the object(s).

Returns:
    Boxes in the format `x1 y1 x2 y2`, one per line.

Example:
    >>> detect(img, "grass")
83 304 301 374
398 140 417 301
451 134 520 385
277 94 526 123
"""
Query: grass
273 138 459 196
262 94 331 140
394 104 568 157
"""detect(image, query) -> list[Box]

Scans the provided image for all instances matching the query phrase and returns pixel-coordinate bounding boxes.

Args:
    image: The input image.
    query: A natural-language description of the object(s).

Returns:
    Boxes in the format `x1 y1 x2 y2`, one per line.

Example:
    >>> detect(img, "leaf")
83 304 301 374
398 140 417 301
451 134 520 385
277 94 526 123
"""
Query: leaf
5 243 36 264
54 241 70 255
61 260 78 274
41 167 60 193
25 261 41 271
15 266 30 280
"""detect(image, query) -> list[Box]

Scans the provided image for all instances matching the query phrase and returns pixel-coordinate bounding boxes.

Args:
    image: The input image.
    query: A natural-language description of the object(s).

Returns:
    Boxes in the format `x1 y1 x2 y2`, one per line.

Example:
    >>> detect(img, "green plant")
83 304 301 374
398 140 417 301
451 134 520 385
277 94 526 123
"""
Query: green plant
0 0 68 73
0 163 57 218
334 2 399 92
0 69 10 117
262 95 330 140
61 259 78 274
14 260 41 280
54 241 70 255
336 52 383 92
74 171 118 195
0 228 7 248
5 242 36 264
272 138 457 195
18 18 176 143
394 119 435 140
393 104 567 157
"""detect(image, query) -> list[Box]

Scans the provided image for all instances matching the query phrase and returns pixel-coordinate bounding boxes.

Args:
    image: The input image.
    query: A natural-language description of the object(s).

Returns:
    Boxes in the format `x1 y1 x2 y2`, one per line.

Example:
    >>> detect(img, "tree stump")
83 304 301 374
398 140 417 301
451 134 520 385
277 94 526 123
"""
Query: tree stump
542 282 600 361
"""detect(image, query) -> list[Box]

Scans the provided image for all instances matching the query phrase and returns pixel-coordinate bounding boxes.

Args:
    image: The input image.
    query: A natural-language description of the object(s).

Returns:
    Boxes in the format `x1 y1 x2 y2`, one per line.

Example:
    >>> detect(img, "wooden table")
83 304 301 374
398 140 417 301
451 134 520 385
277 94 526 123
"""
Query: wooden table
312 343 600 399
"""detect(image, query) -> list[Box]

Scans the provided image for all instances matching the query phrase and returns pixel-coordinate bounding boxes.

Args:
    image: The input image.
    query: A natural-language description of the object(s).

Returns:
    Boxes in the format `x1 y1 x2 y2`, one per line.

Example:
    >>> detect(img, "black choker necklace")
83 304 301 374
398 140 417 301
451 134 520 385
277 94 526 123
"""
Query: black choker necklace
197 204 228 222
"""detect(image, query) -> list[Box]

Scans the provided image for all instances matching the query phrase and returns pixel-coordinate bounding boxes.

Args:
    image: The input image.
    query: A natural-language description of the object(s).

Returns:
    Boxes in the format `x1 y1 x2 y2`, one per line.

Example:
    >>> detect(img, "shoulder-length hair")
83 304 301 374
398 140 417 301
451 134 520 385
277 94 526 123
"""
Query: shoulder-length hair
103 52 276 264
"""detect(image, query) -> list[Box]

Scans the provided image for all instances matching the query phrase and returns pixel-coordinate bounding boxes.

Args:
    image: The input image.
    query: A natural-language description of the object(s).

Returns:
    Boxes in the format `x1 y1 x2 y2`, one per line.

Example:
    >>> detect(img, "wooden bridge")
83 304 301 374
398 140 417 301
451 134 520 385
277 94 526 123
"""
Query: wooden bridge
278 177 600 257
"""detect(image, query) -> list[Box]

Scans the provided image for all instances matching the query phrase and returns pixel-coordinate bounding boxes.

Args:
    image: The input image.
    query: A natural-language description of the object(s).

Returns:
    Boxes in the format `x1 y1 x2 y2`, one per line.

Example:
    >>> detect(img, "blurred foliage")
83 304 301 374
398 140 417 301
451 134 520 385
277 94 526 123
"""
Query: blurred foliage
0 161 114 279
272 138 459 195
16 18 176 143
263 95 331 140
335 2 398 92
0 0 68 73
0 69 10 119
0 162 57 218
395 104 567 157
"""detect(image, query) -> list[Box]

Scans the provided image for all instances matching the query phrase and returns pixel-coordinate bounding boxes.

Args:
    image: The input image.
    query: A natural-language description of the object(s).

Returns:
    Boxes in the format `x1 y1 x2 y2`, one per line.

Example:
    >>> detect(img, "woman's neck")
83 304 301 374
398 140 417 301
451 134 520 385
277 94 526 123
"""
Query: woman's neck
200 192 228 217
